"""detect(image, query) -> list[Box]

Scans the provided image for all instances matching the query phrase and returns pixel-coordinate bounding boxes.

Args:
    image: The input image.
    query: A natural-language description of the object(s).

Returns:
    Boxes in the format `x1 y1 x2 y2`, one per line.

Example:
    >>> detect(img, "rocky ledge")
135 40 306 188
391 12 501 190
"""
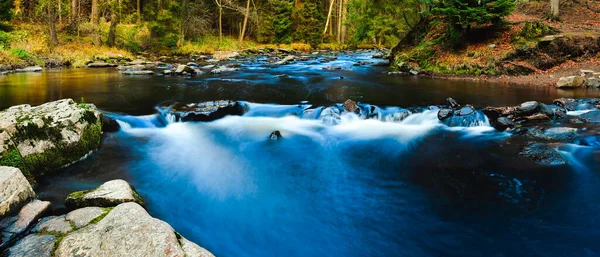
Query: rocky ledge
0 167 214 257
0 99 105 182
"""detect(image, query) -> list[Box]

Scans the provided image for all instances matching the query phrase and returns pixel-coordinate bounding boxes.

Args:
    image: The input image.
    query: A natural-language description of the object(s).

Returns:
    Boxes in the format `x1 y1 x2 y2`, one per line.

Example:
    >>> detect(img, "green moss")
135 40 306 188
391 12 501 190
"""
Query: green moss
50 233 65 257
88 207 114 225
132 189 145 206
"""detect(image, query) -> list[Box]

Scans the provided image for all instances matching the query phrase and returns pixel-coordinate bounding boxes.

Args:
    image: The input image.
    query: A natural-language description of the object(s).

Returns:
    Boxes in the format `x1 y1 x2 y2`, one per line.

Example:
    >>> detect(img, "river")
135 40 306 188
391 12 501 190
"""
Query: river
2 51 600 257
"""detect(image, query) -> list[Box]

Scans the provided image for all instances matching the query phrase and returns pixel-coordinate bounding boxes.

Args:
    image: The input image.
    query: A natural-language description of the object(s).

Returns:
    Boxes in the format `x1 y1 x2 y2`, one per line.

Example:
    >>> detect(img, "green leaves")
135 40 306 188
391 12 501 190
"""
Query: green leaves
426 0 515 33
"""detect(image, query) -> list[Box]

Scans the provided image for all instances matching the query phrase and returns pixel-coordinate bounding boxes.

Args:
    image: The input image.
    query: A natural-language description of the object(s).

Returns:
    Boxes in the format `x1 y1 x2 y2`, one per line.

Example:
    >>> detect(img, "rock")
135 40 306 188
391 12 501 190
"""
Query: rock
87 62 118 68
0 200 51 247
65 179 143 208
100 115 120 133
122 69 154 75
322 66 342 70
528 127 578 141
0 166 35 217
186 62 199 68
179 237 215 257
372 52 386 59
275 55 296 65
6 234 56 257
586 77 600 88
523 113 550 121
446 97 460 109
158 100 245 122
116 64 146 71
213 51 239 60
495 117 515 130
65 207 104 228
556 76 586 88
409 69 420 75
175 65 195 74
437 108 453 120
32 215 73 234
127 59 150 65
269 131 282 140
201 64 216 69
519 101 539 113
579 110 600 123
0 99 102 180
15 66 43 73
343 99 360 114
211 67 238 74
581 69 595 76
538 103 554 117
456 105 475 116
55 202 214 257
519 143 566 165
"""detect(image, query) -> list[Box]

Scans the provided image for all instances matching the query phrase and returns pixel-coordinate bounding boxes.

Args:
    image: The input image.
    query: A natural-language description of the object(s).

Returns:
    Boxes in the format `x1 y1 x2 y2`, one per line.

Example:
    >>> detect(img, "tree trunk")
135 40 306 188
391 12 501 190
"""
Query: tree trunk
180 0 188 44
58 0 62 24
107 0 118 46
323 0 335 35
48 0 59 48
341 0 347 43
218 0 222 42
337 0 342 43
91 0 101 45
137 0 141 23
239 0 251 43
550 0 559 20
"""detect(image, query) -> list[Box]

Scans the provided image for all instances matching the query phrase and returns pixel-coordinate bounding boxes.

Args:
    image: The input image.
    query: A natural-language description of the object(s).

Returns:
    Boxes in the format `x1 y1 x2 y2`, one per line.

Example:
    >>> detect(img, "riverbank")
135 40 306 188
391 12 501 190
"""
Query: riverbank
390 1 600 87
0 22 381 72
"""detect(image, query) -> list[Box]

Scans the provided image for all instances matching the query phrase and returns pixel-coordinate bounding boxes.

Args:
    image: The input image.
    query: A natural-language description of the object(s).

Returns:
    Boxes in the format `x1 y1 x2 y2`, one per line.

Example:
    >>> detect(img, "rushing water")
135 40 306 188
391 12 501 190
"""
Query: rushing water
3 51 600 257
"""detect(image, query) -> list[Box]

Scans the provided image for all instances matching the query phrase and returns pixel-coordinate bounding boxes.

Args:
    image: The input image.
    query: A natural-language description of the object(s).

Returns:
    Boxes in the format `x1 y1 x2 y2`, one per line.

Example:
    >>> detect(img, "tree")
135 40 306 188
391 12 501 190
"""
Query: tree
0 0 13 22
425 0 515 37
323 0 335 36
137 0 141 23
91 0 101 45
215 0 222 42
47 0 58 46
69 0 78 35
239 0 251 42
550 0 559 20
107 0 119 46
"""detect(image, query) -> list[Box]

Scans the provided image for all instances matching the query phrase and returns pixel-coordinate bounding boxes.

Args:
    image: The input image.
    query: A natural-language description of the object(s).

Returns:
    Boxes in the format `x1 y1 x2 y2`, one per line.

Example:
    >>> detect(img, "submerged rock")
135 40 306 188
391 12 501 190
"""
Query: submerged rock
269 131 282 140
528 127 578 141
65 179 143 208
519 143 566 165
15 66 43 73
0 166 35 217
0 99 103 180
158 100 245 122
579 110 600 123
343 99 360 114
5 234 56 257
55 202 214 257
0 199 51 247
100 115 120 133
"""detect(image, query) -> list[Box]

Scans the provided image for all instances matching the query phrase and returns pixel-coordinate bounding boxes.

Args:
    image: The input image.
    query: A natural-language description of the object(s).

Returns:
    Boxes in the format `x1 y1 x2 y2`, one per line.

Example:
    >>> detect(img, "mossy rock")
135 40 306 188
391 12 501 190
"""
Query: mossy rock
65 179 145 209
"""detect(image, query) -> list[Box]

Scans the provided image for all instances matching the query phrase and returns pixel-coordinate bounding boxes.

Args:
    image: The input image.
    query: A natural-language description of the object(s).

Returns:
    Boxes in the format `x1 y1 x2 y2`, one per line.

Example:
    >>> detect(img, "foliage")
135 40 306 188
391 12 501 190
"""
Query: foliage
0 0 13 22
0 31 9 49
291 1 323 47
424 0 516 37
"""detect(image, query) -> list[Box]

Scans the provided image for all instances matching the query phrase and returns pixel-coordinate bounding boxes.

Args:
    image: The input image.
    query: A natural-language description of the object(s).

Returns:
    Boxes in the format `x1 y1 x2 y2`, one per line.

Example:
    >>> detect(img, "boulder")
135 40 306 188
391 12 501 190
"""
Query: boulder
157 100 246 122
0 200 51 247
556 76 586 88
519 143 566 165
528 127 578 141
586 77 600 88
32 215 73 234
122 70 154 75
538 103 554 117
87 62 118 68
65 207 104 228
116 64 146 71
495 117 515 130
15 66 43 73
55 202 214 257
100 115 120 133
0 167 35 217
175 65 196 74
65 179 144 208
437 108 453 120
457 105 475 116
5 234 56 257
0 99 102 180
519 101 539 113
213 51 239 60
579 110 600 123
275 55 296 65
343 99 360 114
269 131 282 140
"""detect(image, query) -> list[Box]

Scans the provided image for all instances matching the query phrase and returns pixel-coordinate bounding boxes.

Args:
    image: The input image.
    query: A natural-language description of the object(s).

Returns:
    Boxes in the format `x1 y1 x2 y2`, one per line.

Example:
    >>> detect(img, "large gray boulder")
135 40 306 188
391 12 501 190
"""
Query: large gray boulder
0 200 51 247
0 99 103 180
65 179 144 208
65 207 105 228
556 76 586 88
0 166 35 217
32 215 74 234
55 202 214 257
6 234 56 257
